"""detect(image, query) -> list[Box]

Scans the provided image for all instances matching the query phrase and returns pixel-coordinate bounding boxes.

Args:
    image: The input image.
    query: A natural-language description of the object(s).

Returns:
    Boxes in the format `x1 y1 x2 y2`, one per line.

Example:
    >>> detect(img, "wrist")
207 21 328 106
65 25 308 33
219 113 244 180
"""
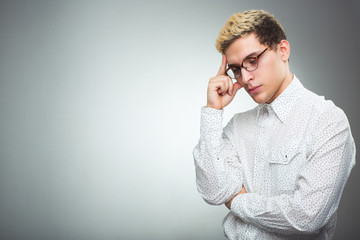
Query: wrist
206 104 223 110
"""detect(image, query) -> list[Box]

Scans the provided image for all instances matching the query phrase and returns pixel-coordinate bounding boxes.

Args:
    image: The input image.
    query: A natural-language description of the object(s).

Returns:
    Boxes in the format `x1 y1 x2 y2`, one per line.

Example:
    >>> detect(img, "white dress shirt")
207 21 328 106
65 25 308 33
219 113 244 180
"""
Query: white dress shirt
193 75 356 240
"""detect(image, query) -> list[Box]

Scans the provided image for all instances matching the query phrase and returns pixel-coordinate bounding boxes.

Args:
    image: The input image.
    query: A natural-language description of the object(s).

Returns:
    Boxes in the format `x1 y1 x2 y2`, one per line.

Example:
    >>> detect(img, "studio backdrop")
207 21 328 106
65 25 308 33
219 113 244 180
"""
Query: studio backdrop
0 0 359 239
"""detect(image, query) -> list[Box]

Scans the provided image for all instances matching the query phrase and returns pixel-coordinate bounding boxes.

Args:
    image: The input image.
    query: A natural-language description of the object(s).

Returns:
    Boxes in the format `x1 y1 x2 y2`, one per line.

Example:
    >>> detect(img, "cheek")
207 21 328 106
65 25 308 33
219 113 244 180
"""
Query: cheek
258 64 281 98
266 59 280 74
257 62 277 86
257 57 276 79
262 59 283 85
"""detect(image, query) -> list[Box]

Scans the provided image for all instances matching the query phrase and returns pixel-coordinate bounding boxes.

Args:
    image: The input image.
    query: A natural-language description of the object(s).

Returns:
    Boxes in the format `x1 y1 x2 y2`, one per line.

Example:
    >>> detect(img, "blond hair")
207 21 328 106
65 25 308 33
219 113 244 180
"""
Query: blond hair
215 10 286 54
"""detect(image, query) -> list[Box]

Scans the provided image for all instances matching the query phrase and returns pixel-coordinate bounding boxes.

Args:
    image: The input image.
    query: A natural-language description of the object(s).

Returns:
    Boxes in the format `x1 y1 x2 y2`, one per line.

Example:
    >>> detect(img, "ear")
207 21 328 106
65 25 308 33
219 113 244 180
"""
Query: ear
278 39 290 62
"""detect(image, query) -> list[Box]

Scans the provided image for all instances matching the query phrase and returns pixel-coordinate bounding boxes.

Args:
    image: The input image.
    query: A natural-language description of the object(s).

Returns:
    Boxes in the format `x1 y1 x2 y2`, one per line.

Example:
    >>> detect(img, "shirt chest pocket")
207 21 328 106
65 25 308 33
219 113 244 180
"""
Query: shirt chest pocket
268 141 306 194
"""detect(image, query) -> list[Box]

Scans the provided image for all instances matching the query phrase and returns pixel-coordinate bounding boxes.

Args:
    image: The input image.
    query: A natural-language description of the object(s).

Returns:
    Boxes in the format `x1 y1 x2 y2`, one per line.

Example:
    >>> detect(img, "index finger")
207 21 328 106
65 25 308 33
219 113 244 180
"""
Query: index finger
217 54 227 76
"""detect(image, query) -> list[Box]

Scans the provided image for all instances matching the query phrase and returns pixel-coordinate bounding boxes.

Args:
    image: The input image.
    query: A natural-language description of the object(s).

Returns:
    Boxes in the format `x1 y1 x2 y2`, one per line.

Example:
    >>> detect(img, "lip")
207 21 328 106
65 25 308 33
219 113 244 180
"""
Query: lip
248 85 261 94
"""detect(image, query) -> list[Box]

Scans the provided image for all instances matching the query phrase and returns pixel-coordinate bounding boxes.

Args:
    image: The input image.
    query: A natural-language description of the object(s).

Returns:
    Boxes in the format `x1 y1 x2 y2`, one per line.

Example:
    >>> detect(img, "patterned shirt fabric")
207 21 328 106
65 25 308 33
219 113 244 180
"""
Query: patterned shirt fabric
193 75 356 240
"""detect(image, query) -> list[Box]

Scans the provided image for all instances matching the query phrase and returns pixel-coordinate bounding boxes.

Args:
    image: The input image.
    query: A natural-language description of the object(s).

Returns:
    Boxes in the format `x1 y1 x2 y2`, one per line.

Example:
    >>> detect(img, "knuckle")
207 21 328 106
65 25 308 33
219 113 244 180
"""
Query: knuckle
210 76 221 82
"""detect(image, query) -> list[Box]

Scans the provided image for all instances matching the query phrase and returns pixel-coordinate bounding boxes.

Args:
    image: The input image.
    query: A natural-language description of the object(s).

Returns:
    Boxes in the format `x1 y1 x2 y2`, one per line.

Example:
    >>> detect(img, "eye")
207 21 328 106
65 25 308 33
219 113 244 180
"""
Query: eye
243 58 258 70
230 67 242 78
247 58 257 65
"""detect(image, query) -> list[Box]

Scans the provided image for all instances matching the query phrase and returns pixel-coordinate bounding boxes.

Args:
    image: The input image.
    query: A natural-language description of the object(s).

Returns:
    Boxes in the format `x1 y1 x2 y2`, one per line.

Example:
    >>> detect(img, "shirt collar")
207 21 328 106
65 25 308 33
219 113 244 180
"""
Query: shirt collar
257 75 303 123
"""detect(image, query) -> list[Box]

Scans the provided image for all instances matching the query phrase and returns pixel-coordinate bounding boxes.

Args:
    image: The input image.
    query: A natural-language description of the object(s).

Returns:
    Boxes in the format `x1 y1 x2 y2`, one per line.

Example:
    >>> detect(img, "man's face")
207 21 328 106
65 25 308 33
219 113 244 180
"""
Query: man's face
225 33 289 104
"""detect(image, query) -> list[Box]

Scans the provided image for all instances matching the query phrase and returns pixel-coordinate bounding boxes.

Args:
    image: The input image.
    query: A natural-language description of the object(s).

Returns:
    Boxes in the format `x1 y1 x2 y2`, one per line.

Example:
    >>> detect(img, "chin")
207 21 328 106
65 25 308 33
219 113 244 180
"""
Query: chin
251 94 268 104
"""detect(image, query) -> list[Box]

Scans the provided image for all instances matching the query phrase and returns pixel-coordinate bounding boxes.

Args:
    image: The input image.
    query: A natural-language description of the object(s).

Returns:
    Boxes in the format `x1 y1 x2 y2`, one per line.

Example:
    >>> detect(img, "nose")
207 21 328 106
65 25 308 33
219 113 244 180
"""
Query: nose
240 68 254 85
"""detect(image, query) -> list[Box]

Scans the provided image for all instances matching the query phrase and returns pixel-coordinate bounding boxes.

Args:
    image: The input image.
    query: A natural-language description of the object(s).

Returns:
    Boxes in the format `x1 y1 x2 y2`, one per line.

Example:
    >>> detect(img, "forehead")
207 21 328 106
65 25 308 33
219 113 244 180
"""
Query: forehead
225 33 265 64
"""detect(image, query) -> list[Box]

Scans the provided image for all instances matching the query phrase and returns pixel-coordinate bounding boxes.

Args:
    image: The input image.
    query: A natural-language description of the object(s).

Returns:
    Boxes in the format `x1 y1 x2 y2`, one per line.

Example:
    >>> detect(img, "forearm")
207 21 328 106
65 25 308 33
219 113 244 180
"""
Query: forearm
230 118 356 234
193 107 243 205
230 191 336 234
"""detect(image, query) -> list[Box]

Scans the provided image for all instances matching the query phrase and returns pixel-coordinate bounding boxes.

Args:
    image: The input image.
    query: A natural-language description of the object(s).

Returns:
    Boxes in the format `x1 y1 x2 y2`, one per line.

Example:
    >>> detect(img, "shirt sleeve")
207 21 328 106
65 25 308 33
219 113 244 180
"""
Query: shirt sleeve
230 107 356 234
193 107 243 205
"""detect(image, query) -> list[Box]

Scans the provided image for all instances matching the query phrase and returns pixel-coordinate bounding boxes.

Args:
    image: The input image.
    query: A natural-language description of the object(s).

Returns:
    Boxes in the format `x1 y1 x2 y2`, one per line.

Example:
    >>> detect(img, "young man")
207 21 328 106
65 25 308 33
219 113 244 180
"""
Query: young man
193 10 356 239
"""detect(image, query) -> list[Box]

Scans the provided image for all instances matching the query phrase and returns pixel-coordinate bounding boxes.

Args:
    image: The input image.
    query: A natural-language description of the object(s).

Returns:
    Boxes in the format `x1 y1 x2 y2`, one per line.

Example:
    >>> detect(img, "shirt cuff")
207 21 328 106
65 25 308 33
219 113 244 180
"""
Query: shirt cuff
200 106 224 134
230 193 256 223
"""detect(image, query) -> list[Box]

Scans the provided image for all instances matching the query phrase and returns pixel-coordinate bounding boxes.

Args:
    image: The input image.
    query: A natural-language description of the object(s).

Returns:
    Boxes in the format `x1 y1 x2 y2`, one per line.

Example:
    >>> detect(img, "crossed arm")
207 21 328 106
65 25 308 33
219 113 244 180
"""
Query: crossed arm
194 106 355 234
225 185 247 209
227 116 355 234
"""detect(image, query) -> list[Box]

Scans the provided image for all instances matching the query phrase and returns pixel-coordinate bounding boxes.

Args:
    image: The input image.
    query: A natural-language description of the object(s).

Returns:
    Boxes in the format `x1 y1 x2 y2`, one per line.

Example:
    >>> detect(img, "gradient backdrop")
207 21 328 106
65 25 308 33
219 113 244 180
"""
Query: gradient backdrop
0 0 359 239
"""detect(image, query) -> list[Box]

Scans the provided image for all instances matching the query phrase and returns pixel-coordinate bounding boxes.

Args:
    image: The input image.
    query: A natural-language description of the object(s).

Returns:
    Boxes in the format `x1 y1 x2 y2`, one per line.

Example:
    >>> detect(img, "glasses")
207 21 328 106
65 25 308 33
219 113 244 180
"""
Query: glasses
226 46 270 79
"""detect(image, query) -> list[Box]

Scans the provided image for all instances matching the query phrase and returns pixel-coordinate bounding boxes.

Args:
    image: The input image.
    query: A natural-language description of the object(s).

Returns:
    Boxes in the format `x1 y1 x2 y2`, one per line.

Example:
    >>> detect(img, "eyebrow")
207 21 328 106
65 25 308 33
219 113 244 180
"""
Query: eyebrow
227 51 259 67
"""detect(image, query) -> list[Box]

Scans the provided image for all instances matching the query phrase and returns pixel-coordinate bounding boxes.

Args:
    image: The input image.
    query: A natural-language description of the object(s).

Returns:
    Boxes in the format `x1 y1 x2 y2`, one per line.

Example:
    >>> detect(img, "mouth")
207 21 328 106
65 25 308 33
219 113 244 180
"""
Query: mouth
248 85 261 94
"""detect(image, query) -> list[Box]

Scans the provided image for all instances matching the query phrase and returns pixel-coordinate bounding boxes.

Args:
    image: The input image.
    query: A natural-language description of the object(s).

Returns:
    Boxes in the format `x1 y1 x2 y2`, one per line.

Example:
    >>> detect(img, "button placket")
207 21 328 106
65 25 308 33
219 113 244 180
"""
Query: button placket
254 105 271 195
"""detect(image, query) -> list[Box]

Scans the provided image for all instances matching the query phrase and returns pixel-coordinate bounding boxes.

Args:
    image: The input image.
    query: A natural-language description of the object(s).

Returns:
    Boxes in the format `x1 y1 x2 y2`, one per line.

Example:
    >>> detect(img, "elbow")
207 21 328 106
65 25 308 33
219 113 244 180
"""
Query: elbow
294 224 322 235
289 214 329 235
305 216 330 234
197 187 230 206
195 175 232 206
201 194 227 206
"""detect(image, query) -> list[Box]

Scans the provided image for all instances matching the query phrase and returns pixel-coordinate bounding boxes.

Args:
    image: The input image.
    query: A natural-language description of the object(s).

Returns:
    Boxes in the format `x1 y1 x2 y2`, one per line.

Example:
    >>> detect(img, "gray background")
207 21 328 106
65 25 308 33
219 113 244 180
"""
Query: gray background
0 0 359 239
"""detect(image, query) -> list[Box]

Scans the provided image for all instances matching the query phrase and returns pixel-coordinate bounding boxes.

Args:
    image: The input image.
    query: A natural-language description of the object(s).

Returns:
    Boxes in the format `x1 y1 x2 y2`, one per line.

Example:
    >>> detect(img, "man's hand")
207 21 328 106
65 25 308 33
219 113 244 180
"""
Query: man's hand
206 55 242 110
225 185 247 210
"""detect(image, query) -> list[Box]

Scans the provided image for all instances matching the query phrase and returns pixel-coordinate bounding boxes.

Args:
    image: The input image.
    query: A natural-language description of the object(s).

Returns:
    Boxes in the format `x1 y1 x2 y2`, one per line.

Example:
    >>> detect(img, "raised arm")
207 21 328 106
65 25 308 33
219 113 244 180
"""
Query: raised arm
193 55 243 205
